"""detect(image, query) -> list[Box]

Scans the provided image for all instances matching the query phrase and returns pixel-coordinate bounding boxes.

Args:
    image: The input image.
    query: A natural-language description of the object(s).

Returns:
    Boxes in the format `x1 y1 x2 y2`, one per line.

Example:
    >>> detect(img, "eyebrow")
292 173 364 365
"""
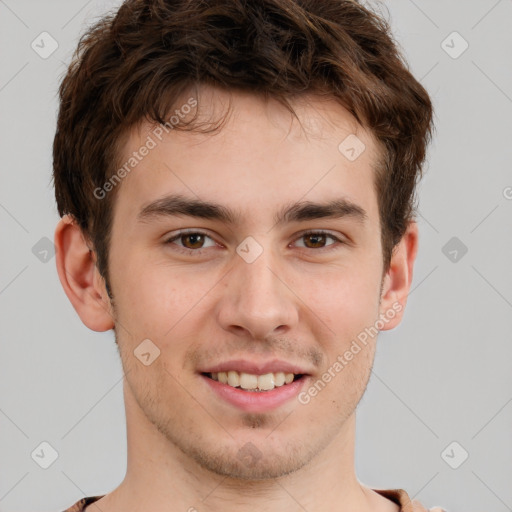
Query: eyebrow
137 194 367 226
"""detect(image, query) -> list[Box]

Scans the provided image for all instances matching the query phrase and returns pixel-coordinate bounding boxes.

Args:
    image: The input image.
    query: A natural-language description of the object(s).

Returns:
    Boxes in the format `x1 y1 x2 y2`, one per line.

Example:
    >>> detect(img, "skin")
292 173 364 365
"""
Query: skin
55 85 418 512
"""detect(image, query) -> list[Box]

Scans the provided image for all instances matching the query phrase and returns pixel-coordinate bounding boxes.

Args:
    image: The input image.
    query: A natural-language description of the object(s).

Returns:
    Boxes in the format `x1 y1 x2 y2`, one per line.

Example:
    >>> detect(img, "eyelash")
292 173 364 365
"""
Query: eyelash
163 229 345 255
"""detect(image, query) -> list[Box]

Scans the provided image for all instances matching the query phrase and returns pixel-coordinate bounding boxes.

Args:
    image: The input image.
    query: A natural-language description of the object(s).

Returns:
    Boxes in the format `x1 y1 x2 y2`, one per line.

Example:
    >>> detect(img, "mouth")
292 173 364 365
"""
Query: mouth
202 371 306 392
200 369 310 412
198 359 312 412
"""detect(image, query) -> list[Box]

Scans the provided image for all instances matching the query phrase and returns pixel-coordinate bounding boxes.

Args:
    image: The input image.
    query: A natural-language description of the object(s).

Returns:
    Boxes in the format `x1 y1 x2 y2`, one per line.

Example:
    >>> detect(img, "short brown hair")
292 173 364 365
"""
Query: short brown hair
53 0 434 294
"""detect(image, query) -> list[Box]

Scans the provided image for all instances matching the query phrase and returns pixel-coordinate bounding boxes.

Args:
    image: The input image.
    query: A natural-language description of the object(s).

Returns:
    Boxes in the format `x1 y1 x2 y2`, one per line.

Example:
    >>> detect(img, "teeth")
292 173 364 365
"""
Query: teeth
209 371 298 391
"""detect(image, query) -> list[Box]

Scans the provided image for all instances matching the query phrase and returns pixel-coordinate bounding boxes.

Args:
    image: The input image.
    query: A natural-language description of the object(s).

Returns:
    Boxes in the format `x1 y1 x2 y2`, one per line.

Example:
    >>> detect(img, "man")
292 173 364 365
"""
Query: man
53 0 444 510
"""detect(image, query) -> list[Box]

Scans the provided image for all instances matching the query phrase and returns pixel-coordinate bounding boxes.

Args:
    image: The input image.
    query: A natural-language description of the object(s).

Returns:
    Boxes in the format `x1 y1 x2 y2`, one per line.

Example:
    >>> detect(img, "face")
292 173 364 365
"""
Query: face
104 86 397 480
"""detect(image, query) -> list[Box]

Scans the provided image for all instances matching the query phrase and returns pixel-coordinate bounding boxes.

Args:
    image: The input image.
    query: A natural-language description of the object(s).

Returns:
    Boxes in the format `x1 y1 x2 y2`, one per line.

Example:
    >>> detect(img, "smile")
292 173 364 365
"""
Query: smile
201 372 309 413
204 370 303 392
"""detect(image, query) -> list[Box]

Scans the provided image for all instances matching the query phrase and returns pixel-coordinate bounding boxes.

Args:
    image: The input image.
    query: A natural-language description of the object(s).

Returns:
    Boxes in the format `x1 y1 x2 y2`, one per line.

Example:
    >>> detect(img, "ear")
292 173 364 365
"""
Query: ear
378 221 419 331
54 215 115 332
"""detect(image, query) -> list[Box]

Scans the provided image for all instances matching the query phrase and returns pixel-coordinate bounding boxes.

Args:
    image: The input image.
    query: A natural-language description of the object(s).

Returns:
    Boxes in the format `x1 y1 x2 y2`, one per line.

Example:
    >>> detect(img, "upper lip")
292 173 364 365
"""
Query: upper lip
199 359 311 376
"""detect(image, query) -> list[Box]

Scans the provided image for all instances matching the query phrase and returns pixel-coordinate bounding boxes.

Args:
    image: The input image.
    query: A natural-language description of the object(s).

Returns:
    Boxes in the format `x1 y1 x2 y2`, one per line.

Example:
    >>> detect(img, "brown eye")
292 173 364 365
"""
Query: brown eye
303 233 328 248
165 231 217 252
295 231 341 250
180 233 206 249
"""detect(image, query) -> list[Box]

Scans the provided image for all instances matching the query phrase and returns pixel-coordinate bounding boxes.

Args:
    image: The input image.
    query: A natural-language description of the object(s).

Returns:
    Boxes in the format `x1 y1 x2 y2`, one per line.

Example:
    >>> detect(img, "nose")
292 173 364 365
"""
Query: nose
215 246 299 341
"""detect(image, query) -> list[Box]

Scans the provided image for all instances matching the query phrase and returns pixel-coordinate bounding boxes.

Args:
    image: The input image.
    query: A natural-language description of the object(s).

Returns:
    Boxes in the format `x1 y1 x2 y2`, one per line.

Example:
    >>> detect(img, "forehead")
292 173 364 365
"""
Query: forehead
113 87 382 227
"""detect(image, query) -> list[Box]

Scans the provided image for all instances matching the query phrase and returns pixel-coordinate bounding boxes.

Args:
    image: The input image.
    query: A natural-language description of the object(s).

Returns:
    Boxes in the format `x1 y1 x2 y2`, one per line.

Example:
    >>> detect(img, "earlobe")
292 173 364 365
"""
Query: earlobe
379 221 419 331
54 215 115 332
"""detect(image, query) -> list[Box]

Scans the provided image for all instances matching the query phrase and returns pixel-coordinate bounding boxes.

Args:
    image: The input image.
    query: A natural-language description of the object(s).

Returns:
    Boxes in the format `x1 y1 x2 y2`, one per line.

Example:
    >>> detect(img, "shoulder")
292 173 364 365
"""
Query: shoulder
372 488 447 512
61 495 105 512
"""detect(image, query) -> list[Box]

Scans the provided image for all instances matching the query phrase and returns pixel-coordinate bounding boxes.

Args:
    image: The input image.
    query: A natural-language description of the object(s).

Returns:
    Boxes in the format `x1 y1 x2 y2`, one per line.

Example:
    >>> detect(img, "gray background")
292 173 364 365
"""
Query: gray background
1 1 511 511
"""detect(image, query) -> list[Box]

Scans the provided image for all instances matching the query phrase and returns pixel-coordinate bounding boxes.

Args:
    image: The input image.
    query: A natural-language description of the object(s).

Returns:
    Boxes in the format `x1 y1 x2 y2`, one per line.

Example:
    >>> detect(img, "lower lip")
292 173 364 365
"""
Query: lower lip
200 374 309 413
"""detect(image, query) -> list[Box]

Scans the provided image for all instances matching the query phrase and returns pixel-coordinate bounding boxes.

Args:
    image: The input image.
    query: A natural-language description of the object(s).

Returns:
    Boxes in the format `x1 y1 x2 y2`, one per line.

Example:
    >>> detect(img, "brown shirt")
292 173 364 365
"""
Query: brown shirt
61 489 446 512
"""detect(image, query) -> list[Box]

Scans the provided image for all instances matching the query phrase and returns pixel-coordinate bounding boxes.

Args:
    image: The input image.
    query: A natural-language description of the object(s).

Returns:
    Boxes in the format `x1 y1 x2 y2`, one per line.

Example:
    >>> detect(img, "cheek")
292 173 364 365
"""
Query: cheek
297 263 382 338
110 258 220 344
299 339 375 420
295 264 381 403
